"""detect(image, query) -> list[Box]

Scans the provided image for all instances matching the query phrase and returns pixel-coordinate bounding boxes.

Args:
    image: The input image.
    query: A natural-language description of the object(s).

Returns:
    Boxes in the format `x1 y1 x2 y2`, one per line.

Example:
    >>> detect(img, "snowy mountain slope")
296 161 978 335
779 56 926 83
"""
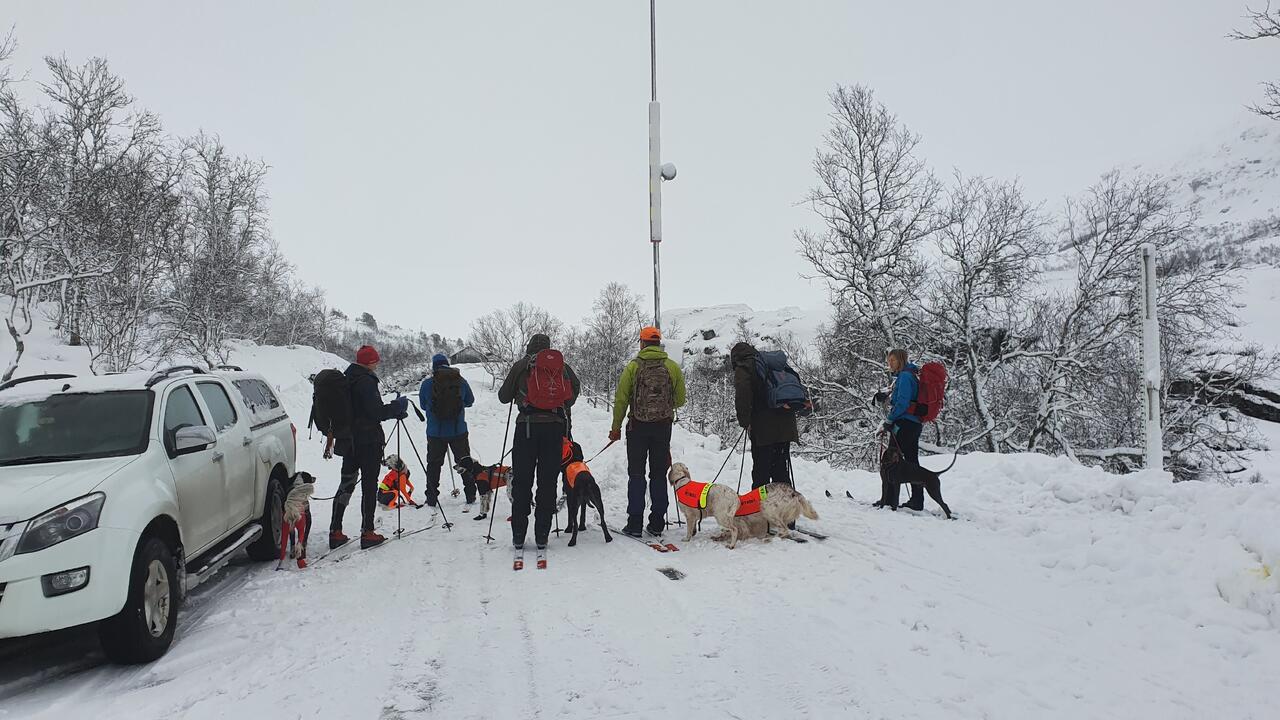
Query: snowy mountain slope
1137 118 1280 250
663 304 823 361
2 350 1278 719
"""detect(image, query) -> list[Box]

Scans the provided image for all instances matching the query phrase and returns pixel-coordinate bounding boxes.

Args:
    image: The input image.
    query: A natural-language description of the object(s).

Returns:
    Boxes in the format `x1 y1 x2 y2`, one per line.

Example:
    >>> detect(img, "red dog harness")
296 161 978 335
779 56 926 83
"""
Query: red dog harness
735 486 768 516
674 480 712 509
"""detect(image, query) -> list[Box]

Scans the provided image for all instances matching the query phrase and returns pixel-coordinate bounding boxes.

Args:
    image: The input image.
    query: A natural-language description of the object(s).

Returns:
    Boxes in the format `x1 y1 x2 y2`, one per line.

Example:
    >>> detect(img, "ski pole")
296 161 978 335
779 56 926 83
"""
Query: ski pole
401 426 452 530
395 420 403 537
486 402 515 544
446 447 460 498
736 429 749 494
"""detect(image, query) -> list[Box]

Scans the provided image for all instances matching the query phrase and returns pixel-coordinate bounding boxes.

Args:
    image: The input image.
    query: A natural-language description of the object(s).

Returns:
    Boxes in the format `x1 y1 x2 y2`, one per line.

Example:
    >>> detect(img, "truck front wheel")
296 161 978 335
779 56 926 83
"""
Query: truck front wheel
98 536 179 664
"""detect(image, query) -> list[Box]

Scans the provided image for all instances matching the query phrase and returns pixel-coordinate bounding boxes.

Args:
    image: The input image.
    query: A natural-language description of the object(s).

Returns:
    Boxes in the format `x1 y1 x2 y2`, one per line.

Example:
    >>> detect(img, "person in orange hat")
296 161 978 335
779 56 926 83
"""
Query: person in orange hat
609 326 686 538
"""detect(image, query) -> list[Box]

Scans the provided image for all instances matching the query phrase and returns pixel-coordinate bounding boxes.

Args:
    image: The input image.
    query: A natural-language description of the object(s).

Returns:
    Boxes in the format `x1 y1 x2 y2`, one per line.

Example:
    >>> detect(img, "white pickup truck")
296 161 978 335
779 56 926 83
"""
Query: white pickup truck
0 365 295 663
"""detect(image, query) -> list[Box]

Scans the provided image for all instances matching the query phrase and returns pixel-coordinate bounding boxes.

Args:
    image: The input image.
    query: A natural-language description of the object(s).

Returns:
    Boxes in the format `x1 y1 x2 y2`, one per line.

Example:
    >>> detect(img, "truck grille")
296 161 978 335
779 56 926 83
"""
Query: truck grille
0 582 6 606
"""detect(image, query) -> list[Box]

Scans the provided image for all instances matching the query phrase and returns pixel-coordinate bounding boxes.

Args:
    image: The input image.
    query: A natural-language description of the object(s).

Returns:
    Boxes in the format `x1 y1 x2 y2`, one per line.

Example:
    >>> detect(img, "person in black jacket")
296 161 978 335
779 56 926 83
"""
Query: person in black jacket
731 342 799 489
496 334 580 551
330 345 408 550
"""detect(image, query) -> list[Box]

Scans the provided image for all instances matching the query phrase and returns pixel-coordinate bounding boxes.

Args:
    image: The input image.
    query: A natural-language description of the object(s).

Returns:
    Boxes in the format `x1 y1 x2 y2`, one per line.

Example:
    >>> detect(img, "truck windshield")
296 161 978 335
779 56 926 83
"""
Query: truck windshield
0 391 153 466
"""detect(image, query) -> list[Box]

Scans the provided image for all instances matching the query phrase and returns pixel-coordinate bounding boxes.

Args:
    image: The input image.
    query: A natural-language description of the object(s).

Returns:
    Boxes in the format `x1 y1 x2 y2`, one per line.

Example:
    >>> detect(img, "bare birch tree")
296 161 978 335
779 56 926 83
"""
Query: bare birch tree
1231 3 1280 119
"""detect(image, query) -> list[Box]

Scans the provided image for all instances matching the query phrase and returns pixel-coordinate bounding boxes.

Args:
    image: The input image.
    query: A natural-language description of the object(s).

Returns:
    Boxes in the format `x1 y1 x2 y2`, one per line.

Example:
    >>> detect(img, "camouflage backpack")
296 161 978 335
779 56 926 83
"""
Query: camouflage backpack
630 357 675 423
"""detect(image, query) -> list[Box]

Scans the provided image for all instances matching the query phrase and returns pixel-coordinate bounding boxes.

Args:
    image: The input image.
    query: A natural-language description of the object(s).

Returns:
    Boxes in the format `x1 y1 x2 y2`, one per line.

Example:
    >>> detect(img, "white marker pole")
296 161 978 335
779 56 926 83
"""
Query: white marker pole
649 0 662 331
1138 243 1163 470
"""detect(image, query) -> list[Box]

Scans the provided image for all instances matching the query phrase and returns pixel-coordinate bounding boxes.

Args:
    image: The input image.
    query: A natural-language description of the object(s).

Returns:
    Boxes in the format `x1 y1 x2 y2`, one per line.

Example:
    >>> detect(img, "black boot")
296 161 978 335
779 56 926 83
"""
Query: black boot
903 486 925 511
646 518 665 537
622 517 643 537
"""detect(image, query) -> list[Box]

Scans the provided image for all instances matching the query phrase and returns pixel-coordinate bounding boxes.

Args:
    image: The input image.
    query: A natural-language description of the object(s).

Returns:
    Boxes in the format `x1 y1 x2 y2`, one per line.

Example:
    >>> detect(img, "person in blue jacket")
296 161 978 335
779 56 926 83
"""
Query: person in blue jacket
875 348 925 511
419 354 480 505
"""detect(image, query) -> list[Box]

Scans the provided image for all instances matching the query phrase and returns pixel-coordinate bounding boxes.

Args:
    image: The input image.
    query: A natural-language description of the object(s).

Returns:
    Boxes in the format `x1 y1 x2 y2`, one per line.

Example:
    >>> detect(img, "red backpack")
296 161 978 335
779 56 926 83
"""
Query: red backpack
907 361 947 423
524 349 573 411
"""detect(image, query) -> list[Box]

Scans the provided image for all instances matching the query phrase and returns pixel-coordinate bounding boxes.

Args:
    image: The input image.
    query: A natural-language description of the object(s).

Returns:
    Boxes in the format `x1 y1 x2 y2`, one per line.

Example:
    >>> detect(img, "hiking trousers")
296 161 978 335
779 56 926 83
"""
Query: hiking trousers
626 420 672 526
332 441 381 533
511 421 564 547
425 434 479 503
750 441 793 489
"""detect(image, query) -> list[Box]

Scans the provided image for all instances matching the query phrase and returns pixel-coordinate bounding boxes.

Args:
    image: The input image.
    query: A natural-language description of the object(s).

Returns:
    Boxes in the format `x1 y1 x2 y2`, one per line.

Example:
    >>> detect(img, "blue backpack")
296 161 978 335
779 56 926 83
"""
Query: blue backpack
754 350 813 416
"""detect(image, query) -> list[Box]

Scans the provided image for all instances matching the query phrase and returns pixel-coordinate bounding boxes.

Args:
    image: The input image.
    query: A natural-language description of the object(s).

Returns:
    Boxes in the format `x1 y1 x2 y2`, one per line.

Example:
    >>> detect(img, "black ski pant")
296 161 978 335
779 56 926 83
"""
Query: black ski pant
332 440 381 534
750 441 793 490
510 421 564 547
626 420 672 528
885 420 924 507
425 434 478 503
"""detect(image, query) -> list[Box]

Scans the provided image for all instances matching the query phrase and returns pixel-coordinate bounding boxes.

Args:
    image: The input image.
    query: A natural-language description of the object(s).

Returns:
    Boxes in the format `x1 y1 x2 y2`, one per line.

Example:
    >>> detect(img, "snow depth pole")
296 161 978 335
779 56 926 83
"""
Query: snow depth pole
1138 243 1163 470
648 0 676 330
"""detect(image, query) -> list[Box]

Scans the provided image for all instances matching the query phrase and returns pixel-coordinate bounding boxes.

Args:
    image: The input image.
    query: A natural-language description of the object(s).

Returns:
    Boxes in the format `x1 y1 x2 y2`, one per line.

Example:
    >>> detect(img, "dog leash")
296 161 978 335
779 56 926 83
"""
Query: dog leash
709 428 747 484
586 439 617 463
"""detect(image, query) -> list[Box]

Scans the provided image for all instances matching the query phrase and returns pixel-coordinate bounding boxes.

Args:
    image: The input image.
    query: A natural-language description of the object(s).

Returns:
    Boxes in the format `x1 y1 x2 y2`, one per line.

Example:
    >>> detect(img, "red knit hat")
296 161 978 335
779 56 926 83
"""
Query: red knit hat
356 345 380 366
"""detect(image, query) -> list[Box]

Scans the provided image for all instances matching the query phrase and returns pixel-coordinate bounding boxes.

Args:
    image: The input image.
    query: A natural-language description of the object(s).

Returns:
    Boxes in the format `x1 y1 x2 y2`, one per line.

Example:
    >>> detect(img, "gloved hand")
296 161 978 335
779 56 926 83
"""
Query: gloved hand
608 428 622 443
392 396 409 419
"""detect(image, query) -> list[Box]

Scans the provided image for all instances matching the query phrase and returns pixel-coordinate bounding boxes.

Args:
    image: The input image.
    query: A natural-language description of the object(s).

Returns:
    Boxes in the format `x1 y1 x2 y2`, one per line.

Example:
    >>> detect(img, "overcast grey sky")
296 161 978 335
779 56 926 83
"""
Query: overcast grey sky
4 1 1273 338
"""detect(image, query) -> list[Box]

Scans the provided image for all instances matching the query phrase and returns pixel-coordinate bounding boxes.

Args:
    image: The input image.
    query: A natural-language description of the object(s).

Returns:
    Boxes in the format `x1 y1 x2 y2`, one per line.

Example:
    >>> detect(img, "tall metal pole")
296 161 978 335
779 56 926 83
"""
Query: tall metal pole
649 0 662 330
1138 243 1163 470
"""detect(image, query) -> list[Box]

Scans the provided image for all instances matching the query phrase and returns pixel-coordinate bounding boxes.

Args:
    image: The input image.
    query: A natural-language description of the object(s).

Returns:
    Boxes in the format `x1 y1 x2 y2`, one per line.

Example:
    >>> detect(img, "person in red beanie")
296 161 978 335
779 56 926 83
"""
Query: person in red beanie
330 345 409 550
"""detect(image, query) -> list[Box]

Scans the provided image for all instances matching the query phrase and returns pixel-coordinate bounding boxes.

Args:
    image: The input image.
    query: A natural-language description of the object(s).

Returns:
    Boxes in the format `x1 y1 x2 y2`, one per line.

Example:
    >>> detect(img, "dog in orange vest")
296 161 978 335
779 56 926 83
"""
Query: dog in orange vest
667 462 741 548
560 439 613 547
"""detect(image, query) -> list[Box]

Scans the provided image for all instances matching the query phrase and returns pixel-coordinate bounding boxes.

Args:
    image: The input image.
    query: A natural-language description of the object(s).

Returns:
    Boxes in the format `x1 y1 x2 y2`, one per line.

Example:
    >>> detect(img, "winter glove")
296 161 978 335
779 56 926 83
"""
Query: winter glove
608 428 622 443
392 396 410 419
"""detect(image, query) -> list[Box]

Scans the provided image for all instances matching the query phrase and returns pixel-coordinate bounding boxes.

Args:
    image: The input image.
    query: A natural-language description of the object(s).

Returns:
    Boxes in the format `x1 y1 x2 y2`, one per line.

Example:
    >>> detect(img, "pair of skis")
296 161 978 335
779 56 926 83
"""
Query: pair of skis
513 546 547 571
613 526 680 553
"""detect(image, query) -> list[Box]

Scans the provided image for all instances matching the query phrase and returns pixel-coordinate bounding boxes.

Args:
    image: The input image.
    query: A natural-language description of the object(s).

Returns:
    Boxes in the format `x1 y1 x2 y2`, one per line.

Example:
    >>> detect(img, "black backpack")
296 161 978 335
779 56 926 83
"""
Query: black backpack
432 367 464 420
753 350 813 416
310 369 354 439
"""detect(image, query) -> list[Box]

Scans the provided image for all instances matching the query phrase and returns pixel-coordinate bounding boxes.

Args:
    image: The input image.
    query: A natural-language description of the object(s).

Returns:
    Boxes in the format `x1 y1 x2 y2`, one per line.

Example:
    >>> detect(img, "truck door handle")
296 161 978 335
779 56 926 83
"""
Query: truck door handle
242 436 253 446
212 451 225 463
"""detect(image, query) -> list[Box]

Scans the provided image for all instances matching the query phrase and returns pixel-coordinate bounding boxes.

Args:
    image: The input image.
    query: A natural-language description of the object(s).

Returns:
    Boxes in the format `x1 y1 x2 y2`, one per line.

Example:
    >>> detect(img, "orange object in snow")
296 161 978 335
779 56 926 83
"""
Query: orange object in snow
378 470 415 508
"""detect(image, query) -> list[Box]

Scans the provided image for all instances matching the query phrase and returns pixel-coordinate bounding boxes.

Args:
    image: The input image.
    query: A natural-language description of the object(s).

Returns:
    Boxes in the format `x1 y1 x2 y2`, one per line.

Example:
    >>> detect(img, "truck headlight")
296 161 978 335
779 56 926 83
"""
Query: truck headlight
15 493 106 555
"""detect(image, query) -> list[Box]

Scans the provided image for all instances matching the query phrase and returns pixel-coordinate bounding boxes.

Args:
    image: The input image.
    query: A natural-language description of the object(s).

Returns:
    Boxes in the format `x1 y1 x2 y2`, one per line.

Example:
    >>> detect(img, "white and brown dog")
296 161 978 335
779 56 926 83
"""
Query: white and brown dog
667 462 740 549
753 482 820 540
278 471 316 570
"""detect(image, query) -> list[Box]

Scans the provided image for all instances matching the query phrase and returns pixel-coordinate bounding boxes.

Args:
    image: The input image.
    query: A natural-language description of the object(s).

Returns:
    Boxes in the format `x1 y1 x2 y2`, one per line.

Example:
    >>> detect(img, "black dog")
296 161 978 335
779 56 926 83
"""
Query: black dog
879 443 954 519
560 439 612 547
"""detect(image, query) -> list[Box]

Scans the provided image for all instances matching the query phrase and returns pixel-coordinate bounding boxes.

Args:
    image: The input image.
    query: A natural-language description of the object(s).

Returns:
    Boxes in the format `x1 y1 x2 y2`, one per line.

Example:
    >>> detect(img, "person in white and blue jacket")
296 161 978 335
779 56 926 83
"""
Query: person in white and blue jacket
875 348 925 511
419 354 480 505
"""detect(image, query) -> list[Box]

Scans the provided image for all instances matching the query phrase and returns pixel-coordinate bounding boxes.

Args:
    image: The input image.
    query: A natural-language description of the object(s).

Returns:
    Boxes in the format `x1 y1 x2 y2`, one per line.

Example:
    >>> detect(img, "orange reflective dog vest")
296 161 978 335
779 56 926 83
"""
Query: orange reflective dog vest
735 486 768 516
675 481 712 509
378 470 414 508
563 461 589 490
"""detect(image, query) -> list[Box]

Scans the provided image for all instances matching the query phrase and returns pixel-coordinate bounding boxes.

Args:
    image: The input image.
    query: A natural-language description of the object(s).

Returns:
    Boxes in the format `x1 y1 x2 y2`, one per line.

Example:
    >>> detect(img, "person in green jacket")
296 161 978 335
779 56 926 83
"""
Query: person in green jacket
609 326 687 537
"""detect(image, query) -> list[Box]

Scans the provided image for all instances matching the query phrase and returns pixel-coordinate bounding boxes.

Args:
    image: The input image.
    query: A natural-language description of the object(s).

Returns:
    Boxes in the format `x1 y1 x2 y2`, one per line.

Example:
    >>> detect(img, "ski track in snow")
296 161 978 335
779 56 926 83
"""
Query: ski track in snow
2 356 1278 719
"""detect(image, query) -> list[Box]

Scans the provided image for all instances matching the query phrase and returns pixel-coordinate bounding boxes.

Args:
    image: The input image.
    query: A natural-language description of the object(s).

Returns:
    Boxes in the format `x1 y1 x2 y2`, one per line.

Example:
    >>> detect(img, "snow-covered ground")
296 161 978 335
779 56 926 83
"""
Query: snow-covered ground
2 344 1277 719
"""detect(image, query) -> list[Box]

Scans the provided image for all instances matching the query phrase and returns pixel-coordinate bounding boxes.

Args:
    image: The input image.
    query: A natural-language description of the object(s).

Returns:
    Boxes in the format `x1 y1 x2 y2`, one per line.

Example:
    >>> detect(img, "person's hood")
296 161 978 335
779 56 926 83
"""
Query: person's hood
525 334 551 356
904 363 919 374
730 342 757 365
637 345 669 361
0 455 139 522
